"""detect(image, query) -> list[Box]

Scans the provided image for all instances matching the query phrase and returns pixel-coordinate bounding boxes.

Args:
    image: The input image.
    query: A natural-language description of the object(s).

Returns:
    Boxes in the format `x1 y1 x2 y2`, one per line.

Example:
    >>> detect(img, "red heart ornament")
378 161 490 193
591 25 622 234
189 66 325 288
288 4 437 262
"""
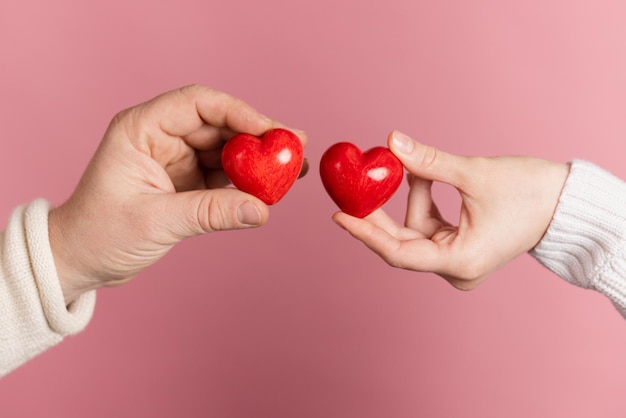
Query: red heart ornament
222 128 304 205
320 142 404 218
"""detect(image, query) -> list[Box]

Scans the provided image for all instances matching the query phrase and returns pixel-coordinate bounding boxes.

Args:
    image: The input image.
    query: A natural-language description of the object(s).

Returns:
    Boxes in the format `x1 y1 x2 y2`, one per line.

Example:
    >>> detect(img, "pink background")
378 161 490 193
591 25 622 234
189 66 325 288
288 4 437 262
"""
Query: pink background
2 0 626 417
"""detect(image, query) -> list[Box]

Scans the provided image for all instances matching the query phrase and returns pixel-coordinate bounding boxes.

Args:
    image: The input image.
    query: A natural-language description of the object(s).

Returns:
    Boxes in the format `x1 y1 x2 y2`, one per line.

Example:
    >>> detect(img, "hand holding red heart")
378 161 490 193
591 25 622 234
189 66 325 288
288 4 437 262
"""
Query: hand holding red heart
48 85 307 305
332 130 569 290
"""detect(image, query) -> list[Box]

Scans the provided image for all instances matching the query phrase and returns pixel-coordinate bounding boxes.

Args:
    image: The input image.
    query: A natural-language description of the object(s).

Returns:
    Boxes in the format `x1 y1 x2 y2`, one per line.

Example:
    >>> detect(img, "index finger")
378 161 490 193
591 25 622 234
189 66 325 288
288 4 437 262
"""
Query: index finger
387 131 469 189
145 84 273 140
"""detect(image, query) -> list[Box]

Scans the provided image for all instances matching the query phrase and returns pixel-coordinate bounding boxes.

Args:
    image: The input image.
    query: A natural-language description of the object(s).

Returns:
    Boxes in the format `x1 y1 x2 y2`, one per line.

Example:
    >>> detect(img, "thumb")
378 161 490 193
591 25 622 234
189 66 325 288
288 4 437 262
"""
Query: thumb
388 130 468 187
149 189 269 239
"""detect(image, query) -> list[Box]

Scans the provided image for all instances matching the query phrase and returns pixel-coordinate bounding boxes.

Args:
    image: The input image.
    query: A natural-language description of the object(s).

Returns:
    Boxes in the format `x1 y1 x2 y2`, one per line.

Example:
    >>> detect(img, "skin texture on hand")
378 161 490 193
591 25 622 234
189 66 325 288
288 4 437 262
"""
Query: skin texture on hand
48 85 307 305
333 131 570 290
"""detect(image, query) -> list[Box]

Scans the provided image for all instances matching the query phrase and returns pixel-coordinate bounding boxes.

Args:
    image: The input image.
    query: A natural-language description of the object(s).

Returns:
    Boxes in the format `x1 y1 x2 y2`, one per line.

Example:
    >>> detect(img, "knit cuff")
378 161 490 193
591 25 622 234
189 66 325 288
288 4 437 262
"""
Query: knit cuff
530 160 626 314
24 199 96 336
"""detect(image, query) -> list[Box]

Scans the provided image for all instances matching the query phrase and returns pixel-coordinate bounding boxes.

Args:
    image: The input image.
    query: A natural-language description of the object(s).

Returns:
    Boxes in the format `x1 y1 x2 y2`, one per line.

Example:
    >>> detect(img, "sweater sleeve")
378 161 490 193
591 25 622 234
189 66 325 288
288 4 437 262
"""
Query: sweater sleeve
0 199 96 377
530 160 626 317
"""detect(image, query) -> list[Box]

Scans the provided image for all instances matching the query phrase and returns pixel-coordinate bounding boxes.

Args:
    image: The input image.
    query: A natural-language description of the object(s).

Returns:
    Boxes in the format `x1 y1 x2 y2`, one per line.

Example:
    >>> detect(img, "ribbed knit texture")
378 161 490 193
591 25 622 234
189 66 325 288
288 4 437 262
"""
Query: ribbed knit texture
531 160 626 317
0 199 96 377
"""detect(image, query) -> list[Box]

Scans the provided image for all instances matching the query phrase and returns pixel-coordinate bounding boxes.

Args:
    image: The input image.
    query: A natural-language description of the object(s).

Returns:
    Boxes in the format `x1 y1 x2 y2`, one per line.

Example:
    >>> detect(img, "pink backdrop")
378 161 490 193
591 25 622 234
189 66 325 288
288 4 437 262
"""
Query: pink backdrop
2 0 626 417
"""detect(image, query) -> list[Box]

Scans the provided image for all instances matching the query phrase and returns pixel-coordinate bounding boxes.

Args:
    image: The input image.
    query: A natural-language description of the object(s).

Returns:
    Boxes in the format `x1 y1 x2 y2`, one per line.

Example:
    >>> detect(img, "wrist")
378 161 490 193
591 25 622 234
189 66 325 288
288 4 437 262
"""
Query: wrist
48 204 100 305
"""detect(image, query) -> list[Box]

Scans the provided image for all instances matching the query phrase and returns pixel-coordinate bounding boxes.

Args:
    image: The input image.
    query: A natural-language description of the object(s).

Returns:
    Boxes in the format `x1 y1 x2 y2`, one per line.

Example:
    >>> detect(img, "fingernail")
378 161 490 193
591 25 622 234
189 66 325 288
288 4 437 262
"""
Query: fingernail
237 201 262 226
391 131 415 154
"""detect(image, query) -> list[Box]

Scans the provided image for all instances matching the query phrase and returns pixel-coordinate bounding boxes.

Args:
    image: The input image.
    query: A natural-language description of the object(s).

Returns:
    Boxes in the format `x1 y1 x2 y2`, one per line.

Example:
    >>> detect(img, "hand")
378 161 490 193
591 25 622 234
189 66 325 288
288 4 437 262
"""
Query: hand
49 84 307 304
333 131 569 290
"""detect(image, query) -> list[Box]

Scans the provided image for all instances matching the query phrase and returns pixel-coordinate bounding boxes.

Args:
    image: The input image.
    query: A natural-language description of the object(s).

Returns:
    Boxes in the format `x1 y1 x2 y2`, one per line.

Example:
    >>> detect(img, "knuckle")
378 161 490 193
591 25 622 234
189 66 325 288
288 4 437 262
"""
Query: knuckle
109 106 136 132
382 252 401 268
418 145 439 170
177 84 215 109
387 258 406 270
196 193 217 233
108 107 139 140
200 193 238 233
225 96 247 117
380 245 407 270
179 83 208 96
110 108 128 126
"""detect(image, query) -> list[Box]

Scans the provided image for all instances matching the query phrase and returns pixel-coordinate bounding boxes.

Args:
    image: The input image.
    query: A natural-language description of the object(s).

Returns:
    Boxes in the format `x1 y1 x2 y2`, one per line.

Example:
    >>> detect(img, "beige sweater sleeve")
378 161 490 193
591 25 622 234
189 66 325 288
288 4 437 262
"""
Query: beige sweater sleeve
530 160 626 317
0 199 96 377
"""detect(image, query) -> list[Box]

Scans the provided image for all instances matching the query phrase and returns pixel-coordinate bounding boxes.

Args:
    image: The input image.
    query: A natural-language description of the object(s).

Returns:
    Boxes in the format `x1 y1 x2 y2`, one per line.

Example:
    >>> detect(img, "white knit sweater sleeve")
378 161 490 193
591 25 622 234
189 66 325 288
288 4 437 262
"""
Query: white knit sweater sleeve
530 160 626 317
0 199 96 377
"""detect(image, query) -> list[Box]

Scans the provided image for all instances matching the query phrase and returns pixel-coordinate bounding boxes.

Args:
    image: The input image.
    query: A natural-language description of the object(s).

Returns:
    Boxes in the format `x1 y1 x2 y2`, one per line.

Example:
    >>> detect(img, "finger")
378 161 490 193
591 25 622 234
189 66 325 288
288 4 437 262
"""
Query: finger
144 84 273 142
183 125 234 150
298 158 310 179
333 211 402 250
365 209 403 235
148 188 269 239
363 209 424 240
387 130 470 188
333 212 446 272
405 174 435 226
404 174 451 236
185 121 307 151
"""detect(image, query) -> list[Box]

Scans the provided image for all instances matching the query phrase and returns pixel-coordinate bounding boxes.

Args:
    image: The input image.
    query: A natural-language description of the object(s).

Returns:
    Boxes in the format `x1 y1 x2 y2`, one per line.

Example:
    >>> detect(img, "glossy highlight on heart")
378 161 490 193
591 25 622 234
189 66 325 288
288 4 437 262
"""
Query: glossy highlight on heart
319 142 404 218
222 128 304 205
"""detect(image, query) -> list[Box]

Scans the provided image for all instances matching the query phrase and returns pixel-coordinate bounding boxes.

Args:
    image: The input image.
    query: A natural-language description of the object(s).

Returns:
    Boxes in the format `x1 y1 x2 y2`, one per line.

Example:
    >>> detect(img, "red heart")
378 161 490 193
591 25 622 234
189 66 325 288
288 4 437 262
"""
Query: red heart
319 142 403 218
222 128 304 205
